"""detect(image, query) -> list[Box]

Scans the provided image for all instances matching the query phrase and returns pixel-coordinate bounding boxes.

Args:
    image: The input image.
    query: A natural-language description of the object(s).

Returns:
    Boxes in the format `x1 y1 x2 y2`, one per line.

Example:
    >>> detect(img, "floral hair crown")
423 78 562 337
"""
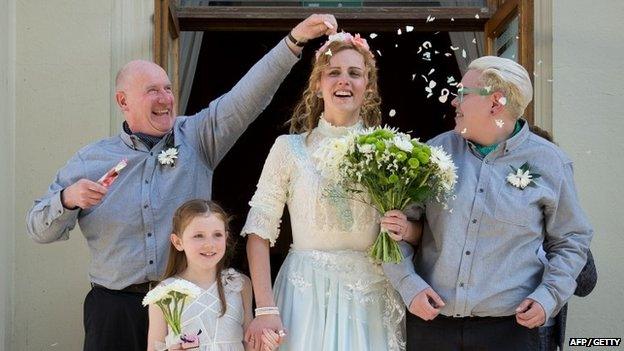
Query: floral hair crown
315 32 372 60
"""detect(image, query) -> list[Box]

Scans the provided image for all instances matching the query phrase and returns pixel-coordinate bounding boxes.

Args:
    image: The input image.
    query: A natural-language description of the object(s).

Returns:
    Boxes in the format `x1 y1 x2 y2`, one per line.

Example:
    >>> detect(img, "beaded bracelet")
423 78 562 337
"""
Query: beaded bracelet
255 306 280 317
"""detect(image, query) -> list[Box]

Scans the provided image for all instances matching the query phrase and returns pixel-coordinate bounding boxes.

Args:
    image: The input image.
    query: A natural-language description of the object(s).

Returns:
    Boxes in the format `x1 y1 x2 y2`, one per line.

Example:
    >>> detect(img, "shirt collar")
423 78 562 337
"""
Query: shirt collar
468 119 527 157
119 121 176 151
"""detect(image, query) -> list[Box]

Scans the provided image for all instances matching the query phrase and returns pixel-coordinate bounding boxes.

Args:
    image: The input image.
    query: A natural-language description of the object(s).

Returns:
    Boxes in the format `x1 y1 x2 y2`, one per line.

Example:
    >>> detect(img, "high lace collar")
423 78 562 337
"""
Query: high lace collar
316 115 364 138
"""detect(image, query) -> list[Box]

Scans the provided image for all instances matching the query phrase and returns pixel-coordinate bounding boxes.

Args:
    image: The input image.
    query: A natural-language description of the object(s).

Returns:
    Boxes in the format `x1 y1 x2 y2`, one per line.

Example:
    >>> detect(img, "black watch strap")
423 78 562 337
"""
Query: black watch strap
287 32 306 47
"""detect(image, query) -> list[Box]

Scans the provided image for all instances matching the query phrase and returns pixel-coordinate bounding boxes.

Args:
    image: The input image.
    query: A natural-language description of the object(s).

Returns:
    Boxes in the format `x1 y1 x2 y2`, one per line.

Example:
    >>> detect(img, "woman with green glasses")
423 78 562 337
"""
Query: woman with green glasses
383 56 593 351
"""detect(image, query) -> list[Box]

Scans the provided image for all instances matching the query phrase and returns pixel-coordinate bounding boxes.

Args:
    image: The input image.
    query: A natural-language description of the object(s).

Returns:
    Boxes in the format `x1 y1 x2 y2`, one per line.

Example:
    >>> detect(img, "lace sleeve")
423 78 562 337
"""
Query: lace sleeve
241 135 293 246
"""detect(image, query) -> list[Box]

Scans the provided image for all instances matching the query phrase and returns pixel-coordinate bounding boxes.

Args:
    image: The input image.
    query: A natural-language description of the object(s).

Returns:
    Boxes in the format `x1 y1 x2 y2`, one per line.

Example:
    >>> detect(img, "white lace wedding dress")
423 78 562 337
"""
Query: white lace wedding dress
242 118 405 351
159 269 246 351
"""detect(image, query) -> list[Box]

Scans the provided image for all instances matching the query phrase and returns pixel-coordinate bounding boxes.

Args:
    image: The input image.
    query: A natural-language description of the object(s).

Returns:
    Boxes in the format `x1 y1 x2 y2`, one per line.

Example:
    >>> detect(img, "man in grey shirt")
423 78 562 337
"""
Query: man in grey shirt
384 56 593 350
26 14 337 351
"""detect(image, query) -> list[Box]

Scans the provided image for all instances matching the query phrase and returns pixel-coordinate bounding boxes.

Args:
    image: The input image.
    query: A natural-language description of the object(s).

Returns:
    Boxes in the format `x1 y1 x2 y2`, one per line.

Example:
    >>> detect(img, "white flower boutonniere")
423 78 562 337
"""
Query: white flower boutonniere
158 147 178 167
506 162 541 190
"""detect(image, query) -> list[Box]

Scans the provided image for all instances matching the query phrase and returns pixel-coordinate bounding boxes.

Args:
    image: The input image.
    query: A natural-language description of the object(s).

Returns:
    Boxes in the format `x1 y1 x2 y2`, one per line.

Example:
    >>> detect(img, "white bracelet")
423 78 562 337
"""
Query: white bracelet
255 307 280 317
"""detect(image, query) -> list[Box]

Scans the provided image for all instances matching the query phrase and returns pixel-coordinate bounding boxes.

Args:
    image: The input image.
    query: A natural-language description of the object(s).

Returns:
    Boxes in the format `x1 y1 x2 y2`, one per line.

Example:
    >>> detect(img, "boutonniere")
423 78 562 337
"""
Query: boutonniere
158 132 178 167
506 162 541 190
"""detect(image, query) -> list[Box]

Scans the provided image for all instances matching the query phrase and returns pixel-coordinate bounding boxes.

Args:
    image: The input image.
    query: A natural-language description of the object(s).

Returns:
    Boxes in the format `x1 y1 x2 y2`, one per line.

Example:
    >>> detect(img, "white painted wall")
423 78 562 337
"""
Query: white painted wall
1 0 16 350
553 0 624 339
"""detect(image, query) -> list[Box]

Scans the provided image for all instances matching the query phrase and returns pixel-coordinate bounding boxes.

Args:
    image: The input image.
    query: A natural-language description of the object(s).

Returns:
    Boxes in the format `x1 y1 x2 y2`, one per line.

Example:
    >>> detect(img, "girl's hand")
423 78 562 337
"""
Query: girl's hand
260 328 283 351
245 315 283 351
381 210 422 246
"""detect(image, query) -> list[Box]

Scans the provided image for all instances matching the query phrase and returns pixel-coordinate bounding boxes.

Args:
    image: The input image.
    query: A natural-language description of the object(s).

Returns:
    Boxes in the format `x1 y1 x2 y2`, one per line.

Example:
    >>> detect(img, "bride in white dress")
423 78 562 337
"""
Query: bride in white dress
242 33 408 351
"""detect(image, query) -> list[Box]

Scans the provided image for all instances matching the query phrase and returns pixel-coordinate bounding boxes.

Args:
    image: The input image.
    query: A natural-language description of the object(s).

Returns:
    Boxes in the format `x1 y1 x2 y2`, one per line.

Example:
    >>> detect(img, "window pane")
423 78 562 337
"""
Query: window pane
494 15 518 61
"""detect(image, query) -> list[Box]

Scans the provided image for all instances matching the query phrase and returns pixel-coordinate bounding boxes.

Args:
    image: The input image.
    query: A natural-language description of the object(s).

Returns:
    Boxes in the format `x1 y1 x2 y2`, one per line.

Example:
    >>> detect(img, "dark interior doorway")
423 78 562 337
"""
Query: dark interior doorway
186 29 461 278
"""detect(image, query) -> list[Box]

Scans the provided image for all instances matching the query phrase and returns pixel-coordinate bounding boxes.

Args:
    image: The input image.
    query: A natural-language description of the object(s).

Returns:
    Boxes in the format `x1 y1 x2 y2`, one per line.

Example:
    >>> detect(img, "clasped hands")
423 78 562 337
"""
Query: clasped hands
245 314 285 351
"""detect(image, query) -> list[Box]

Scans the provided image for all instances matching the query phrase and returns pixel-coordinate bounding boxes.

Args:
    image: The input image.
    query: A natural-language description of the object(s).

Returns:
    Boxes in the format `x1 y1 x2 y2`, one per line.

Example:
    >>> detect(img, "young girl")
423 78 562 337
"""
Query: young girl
147 199 280 351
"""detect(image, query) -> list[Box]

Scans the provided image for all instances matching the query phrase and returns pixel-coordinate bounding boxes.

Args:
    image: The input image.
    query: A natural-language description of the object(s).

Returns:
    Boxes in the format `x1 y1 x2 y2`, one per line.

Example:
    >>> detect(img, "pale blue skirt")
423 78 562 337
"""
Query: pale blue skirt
274 249 405 351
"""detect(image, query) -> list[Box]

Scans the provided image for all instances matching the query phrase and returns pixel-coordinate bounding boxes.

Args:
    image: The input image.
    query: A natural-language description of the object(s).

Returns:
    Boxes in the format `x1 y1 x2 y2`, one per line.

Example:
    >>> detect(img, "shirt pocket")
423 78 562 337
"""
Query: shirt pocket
493 182 539 227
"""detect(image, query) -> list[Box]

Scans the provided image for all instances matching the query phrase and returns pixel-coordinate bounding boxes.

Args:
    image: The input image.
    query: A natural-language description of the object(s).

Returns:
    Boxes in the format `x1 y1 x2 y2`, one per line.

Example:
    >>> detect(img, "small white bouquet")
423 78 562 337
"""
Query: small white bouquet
315 126 457 263
143 279 202 349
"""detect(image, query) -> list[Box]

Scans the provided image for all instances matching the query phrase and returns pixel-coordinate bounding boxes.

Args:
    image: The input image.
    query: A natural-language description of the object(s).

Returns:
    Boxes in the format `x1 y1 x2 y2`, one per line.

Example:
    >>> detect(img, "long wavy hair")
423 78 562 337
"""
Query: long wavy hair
163 199 235 317
288 40 382 134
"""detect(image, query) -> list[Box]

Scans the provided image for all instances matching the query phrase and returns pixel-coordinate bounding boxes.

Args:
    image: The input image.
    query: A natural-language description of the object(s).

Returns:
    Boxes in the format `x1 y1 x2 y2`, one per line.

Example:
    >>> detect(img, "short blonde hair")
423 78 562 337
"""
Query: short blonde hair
468 56 533 119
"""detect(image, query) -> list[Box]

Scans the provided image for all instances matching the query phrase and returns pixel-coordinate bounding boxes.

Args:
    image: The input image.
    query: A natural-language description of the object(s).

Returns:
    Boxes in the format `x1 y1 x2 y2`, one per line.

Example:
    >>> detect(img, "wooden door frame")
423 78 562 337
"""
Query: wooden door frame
155 1 536 123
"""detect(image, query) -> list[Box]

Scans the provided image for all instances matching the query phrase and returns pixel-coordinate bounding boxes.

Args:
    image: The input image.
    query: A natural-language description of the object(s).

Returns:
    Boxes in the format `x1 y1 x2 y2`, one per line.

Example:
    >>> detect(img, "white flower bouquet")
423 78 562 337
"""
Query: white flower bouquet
143 279 202 349
315 126 457 263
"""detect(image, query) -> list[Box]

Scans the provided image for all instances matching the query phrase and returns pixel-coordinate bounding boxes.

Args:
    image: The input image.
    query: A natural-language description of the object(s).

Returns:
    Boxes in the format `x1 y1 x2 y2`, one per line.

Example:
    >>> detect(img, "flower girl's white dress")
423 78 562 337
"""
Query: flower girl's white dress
159 269 245 351
242 118 405 351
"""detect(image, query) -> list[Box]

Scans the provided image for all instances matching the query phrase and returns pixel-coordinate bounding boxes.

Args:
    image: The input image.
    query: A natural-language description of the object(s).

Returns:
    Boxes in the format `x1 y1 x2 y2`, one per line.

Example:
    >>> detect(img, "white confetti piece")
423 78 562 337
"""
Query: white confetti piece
434 31 440 35
445 53 452 57
516 36 520 39
412 74 417 81
538 60 543 65
421 74 428 82
325 49 332 57
475 13 480 19
498 97 507 105
533 71 538 77
426 15 436 22
450 45 459 51
406 25 414 32
429 80 437 89
451 17 455 22
428 68 435 75
449 208 454 213
422 41 432 49
447 76 456 83
512 54 516 59
547 78 553 83
376 50 382 56
389 109 397 117
369 33 378 39
50 343 59 347
461 128 467 134
397 28 402 35
439 88 450 103
495 119 505 128
472 38 477 44
434 50 440 54
462 49 467 58
484 86 491 93
395 44 398 48
422 52 432 61
417 46 423 54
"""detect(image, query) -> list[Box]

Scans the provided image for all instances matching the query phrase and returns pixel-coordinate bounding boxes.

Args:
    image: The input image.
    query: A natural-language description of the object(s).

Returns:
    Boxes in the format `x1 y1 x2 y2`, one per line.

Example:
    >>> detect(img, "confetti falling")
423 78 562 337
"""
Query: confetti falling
495 119 505 128
450 45 459 51
462 49 467 58
498 97 507 105
461 128 467 134
397 28 402 35
376 49 382 56
472 38 477 44
412 74 416 81
406 25 414 32
389 109 397 117
445 53 453 57
423 41 432 49
475 13 480 19
428 68 435 75
426 15 436 22
325 49 332 57
369 33 378 39
422 52 432 61
439 88 450 103
451 17 455 22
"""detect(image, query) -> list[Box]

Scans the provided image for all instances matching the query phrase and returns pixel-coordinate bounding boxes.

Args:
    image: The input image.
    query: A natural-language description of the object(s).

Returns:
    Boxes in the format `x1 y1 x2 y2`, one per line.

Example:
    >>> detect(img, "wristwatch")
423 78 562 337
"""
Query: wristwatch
287 32 307 47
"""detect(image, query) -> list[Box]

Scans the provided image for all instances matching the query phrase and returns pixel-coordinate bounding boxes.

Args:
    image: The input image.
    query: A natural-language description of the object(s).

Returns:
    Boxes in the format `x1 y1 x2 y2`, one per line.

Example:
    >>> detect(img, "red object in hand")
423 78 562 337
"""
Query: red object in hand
97 159 128 188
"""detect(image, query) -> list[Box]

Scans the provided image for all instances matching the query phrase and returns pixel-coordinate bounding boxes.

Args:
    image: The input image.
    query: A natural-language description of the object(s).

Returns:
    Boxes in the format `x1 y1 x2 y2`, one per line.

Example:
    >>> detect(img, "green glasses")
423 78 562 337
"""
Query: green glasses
457 86 493 103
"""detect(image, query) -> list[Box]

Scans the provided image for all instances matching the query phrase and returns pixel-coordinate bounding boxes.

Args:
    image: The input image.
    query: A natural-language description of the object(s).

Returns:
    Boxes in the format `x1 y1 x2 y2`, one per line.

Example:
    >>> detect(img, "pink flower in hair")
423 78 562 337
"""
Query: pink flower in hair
315 32 372 59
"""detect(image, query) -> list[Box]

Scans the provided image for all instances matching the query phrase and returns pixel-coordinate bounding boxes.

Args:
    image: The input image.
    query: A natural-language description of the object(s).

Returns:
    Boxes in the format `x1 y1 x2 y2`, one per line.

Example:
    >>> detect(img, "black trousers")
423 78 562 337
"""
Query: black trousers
406 312 540 351
83 286 148 351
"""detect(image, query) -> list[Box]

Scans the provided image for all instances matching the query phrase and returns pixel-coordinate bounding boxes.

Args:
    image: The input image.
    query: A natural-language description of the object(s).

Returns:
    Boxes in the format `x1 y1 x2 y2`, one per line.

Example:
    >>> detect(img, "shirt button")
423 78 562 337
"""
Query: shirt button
505 149 509 153
144 204 149 209
150 152 153 156
466 251 471 255
147 232 152 237
145 179 149 184
478 188 484 193
472 219 477 223
149 260 154 264
459 282 465 287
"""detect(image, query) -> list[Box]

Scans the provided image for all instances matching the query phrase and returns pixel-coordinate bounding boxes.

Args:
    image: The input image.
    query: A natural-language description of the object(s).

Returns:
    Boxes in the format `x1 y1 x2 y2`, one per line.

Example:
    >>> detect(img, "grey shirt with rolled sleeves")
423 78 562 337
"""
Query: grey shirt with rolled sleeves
383 122 593 322
26 39 299 290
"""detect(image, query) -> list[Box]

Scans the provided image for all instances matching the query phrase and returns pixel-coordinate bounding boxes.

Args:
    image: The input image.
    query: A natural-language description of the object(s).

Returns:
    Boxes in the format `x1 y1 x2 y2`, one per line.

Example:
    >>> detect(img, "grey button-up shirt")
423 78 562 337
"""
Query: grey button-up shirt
26 40 299 290
383 122 593 321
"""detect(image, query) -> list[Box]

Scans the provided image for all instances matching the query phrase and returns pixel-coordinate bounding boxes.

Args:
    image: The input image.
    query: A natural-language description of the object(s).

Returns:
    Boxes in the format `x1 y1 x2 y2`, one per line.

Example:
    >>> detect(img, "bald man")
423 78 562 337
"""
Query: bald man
26 14 338 351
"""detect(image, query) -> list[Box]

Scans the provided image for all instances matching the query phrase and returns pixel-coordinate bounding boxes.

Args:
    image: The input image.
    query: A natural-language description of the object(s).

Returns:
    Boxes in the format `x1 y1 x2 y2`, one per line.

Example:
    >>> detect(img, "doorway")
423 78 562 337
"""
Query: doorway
185 29 461 276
